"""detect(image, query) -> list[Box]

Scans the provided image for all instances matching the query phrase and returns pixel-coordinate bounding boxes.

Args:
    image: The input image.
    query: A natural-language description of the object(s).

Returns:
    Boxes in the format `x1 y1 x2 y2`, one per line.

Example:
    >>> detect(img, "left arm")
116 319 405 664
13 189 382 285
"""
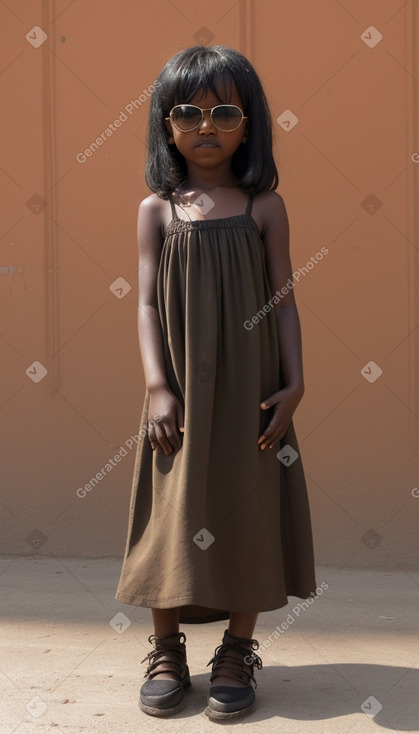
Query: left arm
257 192 305 450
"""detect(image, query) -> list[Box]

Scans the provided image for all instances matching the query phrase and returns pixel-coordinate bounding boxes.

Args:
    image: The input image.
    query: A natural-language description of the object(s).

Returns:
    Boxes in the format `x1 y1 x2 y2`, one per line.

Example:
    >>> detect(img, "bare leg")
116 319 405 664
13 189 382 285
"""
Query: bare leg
211 612 259 688
152 607 180 636
147 607 181 681
228 611 258 639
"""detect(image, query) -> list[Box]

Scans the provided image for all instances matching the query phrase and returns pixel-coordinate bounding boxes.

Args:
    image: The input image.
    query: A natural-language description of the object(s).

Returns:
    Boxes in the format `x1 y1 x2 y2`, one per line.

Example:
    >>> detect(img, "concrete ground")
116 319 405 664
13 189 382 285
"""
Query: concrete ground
0 558 418 734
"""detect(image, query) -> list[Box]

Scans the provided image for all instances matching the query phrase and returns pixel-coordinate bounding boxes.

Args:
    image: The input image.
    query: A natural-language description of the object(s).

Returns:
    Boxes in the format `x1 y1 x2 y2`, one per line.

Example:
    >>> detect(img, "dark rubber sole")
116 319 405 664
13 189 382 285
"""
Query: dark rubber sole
204 698 256 720
204 701 256 721
139 677 191 717
139 696 187 717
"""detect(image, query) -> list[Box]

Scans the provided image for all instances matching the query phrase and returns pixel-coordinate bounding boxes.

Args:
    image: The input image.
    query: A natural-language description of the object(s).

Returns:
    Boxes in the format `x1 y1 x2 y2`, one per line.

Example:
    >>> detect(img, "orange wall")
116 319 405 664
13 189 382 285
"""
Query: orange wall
1 0 418 571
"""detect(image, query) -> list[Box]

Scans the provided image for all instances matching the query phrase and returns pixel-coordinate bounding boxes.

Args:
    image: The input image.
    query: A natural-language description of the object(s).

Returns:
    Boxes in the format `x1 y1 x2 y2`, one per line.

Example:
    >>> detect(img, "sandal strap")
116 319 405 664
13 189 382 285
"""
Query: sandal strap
206 629 263 689
140 632 187 681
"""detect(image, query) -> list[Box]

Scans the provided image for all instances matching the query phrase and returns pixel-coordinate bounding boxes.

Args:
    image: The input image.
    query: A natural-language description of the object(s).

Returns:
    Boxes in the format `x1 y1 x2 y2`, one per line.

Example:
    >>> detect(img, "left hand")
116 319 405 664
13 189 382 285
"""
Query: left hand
258 385 304 451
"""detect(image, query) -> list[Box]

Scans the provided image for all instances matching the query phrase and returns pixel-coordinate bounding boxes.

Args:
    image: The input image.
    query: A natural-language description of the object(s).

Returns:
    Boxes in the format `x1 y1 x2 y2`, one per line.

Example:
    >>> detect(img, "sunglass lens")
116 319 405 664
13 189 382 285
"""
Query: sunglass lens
172 106 201 130
212 106 242 130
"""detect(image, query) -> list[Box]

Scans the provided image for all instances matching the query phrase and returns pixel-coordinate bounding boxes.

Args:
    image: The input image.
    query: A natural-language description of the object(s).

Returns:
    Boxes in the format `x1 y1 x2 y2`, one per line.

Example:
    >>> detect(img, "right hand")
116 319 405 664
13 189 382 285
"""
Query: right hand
147 385 184 455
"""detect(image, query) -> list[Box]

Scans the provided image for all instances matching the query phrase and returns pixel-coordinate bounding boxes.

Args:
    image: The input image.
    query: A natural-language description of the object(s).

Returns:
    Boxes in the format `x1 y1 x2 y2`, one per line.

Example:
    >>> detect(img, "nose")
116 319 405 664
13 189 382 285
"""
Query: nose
198 110 216 133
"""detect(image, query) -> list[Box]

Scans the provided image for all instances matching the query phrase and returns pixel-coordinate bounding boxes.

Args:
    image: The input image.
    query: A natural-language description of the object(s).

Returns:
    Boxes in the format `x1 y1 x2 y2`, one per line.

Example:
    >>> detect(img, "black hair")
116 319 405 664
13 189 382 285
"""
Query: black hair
145 45 279 198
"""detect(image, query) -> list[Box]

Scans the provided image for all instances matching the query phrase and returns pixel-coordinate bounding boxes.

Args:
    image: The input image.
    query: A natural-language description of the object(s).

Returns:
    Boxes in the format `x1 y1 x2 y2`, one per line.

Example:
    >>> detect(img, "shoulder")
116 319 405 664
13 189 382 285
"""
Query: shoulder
135 193 168 255
137 193 167 238
254 190 288 236
137 192 165 218
255 191 287 232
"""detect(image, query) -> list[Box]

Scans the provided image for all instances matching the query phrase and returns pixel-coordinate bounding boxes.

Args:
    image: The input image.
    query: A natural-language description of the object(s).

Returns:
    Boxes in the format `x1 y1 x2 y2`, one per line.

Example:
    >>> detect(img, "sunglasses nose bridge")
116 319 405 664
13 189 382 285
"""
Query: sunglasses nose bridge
197 108 216 130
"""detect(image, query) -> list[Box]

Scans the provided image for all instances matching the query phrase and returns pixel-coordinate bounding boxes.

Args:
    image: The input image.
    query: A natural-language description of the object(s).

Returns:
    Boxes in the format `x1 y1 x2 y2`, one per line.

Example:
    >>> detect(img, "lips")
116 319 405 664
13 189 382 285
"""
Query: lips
193 141 219 148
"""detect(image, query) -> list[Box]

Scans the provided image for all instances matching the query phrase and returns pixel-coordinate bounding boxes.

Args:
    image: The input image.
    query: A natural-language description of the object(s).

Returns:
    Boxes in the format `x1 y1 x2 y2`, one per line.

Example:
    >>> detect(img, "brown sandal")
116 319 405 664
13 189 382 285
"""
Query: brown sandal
205 628 263 720
139 631 191 716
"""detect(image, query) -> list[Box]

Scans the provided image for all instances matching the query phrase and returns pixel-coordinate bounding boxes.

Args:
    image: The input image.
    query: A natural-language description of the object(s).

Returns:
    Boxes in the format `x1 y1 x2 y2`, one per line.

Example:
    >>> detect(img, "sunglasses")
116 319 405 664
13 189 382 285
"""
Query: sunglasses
165 104 248 132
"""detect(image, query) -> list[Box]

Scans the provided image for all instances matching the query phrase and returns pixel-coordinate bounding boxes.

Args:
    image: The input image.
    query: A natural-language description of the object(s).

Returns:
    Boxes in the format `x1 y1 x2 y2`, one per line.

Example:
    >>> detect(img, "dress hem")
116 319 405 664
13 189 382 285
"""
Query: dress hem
114 587 318 619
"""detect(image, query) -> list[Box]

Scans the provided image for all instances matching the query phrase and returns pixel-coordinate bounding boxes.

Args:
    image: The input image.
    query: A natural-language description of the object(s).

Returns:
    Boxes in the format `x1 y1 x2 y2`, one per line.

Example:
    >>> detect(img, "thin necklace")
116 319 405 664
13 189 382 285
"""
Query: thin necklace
175 190 206 221
174 184 238 220
176 183 236 203
177 191 194 208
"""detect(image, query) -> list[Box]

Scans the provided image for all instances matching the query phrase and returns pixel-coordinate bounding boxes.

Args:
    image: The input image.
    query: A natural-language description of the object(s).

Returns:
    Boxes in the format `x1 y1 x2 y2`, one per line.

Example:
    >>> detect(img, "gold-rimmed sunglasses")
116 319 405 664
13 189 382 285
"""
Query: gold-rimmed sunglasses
165 104 248 132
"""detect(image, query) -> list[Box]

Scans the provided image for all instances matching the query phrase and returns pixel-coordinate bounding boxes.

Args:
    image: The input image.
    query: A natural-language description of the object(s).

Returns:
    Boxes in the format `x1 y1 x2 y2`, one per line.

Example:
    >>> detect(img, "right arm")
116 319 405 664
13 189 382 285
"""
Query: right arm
136 196 184 455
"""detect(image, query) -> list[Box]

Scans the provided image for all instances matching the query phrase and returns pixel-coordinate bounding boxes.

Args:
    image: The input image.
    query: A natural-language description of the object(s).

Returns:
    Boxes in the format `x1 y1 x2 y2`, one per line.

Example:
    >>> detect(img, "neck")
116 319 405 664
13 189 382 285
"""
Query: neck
180 164 238 192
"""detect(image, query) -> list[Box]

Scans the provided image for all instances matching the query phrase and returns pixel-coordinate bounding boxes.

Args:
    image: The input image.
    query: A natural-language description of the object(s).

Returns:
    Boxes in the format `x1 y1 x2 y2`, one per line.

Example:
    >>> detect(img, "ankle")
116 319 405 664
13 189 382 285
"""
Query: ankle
228 628 254 638
152 607 180 637
153 626 179 637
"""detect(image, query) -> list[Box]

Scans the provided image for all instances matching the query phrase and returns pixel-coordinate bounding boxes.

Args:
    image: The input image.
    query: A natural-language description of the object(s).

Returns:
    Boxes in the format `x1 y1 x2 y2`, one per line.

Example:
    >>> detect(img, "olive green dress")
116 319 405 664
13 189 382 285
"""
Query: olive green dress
115 191 317 623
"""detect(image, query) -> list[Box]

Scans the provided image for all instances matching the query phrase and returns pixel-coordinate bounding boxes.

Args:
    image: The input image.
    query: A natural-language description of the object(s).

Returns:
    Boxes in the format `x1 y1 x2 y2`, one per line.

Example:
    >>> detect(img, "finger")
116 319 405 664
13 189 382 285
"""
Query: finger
258 417 276 443
260 389 281 408
258 418 282 449
177 405 185 434
165 428 182 453
156 420 183 455
259 433 277 450
266 434 281 450
165 436 180 454
167 413 183 451
153 422 172 455
260 422 288 450
148 426 157 450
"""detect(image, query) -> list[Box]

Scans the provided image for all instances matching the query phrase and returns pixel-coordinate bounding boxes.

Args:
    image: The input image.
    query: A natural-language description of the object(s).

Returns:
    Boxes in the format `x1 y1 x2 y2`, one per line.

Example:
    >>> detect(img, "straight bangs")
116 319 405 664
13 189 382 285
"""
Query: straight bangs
167 59 242 111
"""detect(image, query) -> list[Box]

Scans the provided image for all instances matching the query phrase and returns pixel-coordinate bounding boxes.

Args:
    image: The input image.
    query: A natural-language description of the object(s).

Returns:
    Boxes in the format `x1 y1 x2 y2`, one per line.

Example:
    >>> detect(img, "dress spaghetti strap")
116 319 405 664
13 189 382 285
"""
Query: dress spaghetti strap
245 191 254 217
169 194 179 222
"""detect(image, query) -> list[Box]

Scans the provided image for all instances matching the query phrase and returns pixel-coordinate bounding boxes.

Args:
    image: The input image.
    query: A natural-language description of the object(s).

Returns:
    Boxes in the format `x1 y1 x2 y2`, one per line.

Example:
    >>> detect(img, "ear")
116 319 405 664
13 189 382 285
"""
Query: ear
164 119 175 145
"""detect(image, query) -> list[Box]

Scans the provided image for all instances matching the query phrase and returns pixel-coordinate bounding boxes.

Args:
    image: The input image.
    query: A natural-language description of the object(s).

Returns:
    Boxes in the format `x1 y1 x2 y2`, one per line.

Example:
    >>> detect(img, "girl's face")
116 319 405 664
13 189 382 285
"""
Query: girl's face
164 81 248 173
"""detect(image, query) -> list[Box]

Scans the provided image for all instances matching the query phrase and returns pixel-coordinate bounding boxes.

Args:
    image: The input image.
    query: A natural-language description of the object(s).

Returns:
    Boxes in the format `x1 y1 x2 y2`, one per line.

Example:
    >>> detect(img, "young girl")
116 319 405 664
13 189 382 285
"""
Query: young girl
115 44 317 721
